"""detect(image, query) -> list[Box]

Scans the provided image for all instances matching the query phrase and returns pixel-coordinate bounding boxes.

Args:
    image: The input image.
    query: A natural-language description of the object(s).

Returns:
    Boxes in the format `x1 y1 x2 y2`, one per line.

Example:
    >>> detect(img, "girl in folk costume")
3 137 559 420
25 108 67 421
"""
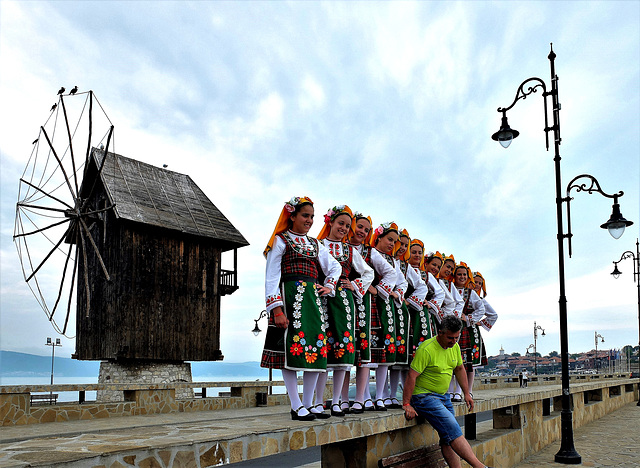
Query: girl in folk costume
427 252 464 321
449 262 487 401
407 242 444 353
261 196 342 420
365 222 408 411
313 205 374 417
472 271 499 358
384 231 427 408
341 212 389 413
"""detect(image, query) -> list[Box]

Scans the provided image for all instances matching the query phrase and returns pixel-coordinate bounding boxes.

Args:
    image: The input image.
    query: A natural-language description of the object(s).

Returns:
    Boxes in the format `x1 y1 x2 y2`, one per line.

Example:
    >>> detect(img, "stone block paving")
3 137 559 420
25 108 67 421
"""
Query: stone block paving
515 402 640 467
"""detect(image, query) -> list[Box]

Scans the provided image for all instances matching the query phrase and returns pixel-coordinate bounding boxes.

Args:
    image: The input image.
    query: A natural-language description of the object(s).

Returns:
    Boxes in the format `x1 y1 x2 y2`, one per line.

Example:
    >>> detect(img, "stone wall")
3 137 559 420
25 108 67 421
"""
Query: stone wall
97 361 194 401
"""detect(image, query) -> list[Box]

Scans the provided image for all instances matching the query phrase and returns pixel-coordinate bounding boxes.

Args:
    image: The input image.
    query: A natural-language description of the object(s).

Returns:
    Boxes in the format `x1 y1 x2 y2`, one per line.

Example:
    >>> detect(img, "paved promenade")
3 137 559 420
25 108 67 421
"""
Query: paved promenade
0 383 637 467
515 402 640 467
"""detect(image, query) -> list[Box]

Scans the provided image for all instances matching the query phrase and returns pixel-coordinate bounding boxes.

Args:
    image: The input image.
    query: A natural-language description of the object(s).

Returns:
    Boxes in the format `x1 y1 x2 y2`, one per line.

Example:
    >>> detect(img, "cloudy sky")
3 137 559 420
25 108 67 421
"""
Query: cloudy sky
1 1 638 369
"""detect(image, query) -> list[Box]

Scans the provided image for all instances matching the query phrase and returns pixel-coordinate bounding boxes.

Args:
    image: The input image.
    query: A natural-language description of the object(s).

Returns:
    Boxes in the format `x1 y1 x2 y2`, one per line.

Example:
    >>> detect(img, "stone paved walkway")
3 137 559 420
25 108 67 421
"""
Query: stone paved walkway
514 402 640 467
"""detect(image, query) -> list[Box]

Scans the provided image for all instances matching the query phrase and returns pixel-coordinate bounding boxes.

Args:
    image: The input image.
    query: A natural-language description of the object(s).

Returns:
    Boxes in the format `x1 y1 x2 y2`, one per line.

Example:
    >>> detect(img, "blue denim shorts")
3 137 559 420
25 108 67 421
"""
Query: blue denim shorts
410 392 463 445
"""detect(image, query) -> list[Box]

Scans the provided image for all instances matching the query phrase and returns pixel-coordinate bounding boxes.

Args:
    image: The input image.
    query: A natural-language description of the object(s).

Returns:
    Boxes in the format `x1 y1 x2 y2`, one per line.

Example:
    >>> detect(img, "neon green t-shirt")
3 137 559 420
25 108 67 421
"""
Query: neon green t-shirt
410 336 463 395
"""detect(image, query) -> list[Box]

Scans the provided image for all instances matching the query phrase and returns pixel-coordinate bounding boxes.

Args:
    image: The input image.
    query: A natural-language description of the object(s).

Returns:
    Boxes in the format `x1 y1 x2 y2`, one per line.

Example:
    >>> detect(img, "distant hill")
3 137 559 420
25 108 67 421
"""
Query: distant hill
0 350 268 378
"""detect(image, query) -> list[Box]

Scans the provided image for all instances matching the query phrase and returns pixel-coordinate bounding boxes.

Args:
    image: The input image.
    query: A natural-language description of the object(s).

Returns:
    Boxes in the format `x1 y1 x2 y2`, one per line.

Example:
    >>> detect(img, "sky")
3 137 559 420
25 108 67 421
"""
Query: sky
1 1 639 368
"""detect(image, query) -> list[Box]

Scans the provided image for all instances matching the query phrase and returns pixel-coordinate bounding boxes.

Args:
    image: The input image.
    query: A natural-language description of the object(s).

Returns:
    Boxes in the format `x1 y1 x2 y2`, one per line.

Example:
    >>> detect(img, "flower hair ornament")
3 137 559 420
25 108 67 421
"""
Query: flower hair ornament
348 211 374 245
317 205 353 241
264 196 314 258
370 221 398 247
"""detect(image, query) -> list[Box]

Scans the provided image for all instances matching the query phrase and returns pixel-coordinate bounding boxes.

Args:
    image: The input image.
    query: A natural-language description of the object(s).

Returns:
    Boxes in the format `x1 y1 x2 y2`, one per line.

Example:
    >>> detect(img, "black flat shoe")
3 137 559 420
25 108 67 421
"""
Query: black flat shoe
374 399 387 411
340 402 351 414
387 398 402 409
309 406 331 419
350 401 364 414
364 398 376 411
291 406 316 421
331 404 345 417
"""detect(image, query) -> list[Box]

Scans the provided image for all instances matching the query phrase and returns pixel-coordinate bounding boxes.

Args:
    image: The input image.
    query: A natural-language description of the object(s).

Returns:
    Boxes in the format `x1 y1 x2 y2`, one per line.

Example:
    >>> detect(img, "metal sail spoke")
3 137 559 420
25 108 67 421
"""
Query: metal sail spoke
63 245 79 335
25 224 72 282
60 96 80 196
41 126 79 202
13 217 70 239
50 242 75 320
79 229 91 317
79 217 111 281
19 178 74 210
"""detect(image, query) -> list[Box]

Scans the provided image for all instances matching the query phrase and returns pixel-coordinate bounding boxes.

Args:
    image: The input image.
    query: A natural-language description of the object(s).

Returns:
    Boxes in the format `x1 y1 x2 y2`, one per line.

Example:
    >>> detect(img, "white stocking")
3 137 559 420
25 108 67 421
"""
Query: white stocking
341 370 351 406
332 369 346 406
467 367 475 394
388 368 405 400
355 366 370 404
302 371 319 409
375 366 389 401
314 371 328 409
282 369 307 415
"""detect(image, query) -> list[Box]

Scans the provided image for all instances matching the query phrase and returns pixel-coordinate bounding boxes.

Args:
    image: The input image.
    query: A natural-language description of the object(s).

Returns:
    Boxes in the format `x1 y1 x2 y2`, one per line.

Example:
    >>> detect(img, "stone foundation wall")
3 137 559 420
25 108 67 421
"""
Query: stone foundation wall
97 361 194 402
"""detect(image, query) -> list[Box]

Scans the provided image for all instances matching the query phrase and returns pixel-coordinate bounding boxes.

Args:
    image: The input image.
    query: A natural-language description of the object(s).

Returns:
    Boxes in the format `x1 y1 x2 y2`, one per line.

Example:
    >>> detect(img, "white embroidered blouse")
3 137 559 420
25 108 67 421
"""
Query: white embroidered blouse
265 231 342 313
320 239 374 301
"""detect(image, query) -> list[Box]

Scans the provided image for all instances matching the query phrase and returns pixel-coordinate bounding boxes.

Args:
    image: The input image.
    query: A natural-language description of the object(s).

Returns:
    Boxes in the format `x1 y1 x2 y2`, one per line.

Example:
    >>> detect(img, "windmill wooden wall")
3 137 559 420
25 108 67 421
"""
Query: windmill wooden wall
74 149 248 362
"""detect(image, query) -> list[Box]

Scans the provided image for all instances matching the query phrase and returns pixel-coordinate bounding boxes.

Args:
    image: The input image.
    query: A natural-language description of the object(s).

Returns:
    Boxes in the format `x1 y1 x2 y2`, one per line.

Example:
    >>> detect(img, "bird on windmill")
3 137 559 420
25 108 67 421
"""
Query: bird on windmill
50 103 57 112
70 86 78 95
57 87 65 95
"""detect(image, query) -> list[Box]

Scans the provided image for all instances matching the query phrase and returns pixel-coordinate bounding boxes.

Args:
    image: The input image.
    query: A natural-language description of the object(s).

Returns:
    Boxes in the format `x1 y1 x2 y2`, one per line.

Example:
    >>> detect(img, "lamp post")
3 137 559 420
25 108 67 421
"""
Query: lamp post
611 238 640 405
533 321 545 375
45 337 62 400
252 310 272 394
491 43 633 464
594 332 605 372
526 344 535 373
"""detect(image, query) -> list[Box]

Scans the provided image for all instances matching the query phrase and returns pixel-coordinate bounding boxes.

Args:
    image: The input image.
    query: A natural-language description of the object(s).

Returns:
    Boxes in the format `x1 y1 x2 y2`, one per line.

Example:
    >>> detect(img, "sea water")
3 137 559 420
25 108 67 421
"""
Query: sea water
0 375 284 402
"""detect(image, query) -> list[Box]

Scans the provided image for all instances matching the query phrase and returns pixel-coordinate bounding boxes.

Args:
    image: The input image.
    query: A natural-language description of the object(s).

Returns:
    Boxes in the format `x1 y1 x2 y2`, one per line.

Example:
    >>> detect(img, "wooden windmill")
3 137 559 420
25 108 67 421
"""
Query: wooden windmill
14 91 248 364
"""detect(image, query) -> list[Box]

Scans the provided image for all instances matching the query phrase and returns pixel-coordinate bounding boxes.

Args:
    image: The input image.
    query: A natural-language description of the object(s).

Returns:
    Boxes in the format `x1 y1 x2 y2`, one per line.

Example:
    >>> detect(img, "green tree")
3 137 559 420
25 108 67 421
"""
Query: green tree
511 352 521 357
548 351 559 358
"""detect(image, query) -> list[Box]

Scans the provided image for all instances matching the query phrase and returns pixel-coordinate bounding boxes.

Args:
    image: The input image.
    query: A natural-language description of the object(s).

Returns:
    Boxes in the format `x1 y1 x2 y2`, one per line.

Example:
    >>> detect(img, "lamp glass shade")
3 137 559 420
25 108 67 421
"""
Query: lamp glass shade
601 202 634 239
611 264 621 279
252 322 261 336
606 223 626 240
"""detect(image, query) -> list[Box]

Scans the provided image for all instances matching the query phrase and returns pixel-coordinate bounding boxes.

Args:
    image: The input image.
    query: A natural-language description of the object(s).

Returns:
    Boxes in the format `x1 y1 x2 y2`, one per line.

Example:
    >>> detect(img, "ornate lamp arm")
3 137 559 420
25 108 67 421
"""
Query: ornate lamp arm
497 77 551 150
562 174 626 257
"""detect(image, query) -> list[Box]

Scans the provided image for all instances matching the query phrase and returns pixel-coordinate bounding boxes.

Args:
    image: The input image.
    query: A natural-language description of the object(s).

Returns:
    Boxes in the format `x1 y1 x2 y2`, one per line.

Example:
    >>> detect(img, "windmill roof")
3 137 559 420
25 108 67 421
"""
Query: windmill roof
87 148 248 250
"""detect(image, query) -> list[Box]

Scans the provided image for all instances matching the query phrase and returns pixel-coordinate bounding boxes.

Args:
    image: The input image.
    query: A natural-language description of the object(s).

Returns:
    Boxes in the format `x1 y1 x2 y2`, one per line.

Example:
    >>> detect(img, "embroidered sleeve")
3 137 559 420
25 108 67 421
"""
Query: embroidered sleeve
469 290 487 323
449 284 465 318
439 279 461 319
479 299 498 331
317 240 341 296
427 273 445 308
350 247 374 301
392 259 408 308
405 265 428 310
371 249 395 300
265 237 286 312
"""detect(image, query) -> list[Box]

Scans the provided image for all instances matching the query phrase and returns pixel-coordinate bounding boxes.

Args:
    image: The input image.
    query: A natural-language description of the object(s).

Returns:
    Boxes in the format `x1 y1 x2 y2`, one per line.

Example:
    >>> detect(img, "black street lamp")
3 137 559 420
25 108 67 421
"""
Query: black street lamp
610 238 640 405
252 310 272 394
594 332 605 372
533 321 545 375
491 43 633 464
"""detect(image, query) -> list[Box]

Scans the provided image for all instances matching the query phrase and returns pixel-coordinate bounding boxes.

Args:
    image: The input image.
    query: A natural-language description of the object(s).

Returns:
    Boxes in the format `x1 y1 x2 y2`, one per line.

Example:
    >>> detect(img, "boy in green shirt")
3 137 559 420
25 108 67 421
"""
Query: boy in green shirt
403 316 491 468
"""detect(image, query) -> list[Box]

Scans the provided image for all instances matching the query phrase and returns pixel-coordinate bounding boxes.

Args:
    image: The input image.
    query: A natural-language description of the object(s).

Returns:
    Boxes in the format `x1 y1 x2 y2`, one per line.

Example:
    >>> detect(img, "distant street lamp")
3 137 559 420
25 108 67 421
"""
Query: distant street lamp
610 238 640 406
491 43 633 464
594 332 605 372
45 337 62 401
533 321 545 375
252 309 272 394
